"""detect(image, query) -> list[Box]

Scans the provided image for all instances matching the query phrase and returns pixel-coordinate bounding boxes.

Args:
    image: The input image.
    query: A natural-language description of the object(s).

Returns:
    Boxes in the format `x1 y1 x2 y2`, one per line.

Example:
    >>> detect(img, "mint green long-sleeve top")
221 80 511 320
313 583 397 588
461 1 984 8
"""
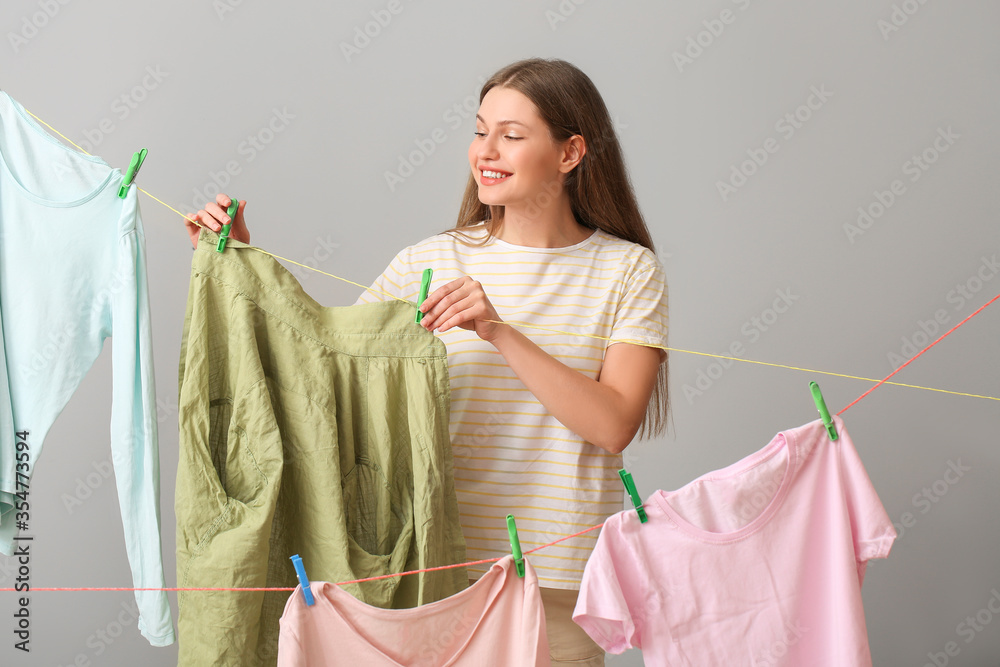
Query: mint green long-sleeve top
0 91 174 646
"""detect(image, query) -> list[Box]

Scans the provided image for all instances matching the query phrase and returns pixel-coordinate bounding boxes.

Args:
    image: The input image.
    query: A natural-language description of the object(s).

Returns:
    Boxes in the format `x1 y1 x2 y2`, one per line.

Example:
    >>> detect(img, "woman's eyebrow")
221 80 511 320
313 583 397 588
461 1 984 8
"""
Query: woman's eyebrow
476 114 529 128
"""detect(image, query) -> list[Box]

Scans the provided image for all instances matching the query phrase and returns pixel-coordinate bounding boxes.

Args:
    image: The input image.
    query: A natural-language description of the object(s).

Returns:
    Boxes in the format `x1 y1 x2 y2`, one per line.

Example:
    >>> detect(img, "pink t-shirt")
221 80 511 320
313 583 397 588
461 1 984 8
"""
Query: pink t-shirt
277 555 549 666
573 416 896 666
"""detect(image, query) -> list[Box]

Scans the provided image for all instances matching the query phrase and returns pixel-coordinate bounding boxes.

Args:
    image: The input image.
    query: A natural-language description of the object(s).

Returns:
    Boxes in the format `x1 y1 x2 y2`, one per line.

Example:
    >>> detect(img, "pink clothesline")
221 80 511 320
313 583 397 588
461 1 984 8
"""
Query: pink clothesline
2 293 996 594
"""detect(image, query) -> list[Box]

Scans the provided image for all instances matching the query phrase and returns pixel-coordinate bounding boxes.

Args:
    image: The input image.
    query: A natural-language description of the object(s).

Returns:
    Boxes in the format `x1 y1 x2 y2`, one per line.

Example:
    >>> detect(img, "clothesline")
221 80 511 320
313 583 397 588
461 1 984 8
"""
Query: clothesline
4 106 996 596
3 286 996 595
241 245 999 403
22 107 1000 405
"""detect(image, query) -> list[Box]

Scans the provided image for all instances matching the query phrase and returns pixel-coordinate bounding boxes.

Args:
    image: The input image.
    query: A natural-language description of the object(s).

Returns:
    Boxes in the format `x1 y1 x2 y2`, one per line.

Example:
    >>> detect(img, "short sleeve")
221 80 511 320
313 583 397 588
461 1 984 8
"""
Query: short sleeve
572 513 642 653
607 255 669 363
352 245 414 305
835 416 897 566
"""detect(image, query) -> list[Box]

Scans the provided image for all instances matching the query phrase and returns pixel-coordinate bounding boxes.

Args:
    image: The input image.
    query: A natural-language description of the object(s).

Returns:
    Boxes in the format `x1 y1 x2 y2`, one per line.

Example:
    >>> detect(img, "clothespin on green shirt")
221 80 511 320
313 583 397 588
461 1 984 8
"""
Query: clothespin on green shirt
619 468 648 523
415 268 433 323
290 554 315 606
216 197 240 253
506 514 525 577
117 148 147 198
810 381 838 441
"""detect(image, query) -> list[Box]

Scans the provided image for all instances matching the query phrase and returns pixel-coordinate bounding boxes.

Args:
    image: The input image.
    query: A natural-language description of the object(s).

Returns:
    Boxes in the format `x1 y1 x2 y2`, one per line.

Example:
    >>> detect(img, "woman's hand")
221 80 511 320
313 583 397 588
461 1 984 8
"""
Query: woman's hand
417 276 506 343
185 193 250 248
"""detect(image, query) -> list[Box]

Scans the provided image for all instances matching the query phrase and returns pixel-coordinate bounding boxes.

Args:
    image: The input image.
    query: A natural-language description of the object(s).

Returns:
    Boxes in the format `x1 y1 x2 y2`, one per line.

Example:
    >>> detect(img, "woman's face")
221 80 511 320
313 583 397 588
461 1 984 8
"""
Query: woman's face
468 86 570 213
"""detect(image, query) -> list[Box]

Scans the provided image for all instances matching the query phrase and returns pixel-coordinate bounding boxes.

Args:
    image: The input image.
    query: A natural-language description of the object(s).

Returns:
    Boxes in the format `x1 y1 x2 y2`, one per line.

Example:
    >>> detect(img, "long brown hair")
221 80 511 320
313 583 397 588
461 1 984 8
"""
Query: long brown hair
443 57 670 441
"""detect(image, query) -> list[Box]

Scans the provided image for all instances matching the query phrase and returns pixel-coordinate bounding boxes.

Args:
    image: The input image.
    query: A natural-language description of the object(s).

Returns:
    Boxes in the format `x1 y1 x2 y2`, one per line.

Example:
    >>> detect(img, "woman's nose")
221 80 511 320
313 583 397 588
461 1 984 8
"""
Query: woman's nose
476 134 499 159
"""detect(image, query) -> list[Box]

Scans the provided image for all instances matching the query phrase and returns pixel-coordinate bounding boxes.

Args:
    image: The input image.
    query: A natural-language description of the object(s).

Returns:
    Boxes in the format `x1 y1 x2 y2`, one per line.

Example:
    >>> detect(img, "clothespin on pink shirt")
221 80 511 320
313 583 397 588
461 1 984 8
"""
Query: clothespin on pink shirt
290 554 315 606
619 468 648 523
809 381 838 441
506 515 525 577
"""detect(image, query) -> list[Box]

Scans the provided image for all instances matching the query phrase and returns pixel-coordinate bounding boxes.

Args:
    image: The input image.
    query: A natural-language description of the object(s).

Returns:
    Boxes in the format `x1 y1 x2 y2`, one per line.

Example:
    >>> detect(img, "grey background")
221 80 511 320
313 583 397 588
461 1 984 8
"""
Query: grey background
1 0 998 664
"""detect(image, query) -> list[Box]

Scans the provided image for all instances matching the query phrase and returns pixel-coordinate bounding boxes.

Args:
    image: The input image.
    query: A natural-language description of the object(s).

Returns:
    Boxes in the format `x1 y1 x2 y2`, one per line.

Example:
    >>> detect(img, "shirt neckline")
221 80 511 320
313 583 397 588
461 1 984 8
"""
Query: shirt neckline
0 90 116 207
653 426 799 543
489 227 600 253
308 555 518 666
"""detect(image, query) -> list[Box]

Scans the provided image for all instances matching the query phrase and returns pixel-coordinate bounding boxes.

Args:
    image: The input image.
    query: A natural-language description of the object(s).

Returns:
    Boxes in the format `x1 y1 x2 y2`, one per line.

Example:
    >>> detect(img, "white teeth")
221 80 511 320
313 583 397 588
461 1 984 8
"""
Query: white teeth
482 170 510 179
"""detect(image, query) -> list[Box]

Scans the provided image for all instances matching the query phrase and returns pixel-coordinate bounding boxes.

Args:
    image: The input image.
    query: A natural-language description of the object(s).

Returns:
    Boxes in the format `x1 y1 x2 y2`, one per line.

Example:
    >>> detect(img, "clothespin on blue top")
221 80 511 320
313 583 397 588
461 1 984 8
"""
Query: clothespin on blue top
117 148 147 198
415 268 433 323
810 381 838 441
289 554 315 606
216 197 240 253
619 468 648 523
506 514 525 577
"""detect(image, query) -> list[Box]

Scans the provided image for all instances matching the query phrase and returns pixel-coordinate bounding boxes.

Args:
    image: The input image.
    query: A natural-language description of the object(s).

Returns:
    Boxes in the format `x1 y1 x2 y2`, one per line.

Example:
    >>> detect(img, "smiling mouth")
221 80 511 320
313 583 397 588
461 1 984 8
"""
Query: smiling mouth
480 169 511 182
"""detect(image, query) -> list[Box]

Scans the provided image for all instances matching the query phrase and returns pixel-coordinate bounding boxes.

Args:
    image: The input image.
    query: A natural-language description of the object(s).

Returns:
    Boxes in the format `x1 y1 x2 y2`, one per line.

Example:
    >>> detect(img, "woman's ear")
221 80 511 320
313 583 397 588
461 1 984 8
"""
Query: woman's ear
560 135 587 173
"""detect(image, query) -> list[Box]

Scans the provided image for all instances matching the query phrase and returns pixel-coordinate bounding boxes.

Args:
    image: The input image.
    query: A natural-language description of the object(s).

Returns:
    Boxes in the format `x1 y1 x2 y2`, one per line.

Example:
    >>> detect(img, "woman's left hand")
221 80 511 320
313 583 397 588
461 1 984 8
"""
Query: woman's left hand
418 276 505 342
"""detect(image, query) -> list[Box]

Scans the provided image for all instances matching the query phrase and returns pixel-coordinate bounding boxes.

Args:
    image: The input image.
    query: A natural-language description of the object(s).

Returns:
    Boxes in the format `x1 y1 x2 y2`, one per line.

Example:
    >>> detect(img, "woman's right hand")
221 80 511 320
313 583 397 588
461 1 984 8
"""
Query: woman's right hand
186 193 250 248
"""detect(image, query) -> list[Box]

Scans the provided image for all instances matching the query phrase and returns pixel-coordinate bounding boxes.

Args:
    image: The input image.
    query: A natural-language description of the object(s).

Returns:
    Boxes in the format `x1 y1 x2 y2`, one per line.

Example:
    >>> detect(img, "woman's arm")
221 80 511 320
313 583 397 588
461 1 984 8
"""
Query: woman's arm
489 326 661 454
418 276 662 454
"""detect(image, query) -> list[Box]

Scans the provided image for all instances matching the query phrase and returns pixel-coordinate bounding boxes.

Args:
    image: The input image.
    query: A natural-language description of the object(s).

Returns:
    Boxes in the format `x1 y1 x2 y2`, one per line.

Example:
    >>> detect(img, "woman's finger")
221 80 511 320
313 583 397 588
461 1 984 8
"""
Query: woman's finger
229 200 250 244
203 202 229 231
435 301 480 333
421 280 471 328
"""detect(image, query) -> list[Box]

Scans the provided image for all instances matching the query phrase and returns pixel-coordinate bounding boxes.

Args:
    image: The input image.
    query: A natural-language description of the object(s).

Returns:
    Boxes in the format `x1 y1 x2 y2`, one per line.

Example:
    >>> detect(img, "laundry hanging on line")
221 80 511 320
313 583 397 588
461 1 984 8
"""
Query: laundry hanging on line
175 226 469 667
0 90 173 647
277 555 550 666
573 415 896 665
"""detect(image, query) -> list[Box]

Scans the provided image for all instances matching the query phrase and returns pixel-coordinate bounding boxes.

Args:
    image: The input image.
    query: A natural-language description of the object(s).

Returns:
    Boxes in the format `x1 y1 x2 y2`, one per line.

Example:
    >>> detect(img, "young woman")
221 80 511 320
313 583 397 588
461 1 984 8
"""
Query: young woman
186 57 669 666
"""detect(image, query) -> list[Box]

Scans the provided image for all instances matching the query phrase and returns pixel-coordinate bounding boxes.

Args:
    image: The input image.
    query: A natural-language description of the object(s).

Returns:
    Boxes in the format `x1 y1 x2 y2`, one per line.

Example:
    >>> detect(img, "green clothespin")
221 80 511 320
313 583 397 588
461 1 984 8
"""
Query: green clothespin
506 514 525 577
415 268 433 323
619 468 648 523
117 148 147 198
216 197 240 253
810 381 838 441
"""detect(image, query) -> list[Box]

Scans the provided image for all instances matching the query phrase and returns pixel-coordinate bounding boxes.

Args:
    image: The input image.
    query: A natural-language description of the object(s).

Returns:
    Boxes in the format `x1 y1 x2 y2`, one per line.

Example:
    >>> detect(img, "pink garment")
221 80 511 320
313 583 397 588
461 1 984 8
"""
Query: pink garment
573 416 896 666
277 555 549 666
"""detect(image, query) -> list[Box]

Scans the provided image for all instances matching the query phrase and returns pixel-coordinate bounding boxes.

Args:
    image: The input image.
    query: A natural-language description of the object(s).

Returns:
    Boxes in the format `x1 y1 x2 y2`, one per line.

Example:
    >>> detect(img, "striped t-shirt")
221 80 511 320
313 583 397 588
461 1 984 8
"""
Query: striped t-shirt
354 223 669 588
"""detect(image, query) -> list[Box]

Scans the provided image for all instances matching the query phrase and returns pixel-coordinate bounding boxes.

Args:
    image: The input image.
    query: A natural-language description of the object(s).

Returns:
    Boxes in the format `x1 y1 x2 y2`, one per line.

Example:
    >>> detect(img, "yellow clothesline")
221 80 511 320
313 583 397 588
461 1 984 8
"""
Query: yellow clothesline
23 108 1000 405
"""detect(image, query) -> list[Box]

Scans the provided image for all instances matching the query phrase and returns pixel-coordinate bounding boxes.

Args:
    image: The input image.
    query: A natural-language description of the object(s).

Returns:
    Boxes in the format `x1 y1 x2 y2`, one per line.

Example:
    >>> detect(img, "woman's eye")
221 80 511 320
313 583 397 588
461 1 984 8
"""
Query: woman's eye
473 132 522 140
